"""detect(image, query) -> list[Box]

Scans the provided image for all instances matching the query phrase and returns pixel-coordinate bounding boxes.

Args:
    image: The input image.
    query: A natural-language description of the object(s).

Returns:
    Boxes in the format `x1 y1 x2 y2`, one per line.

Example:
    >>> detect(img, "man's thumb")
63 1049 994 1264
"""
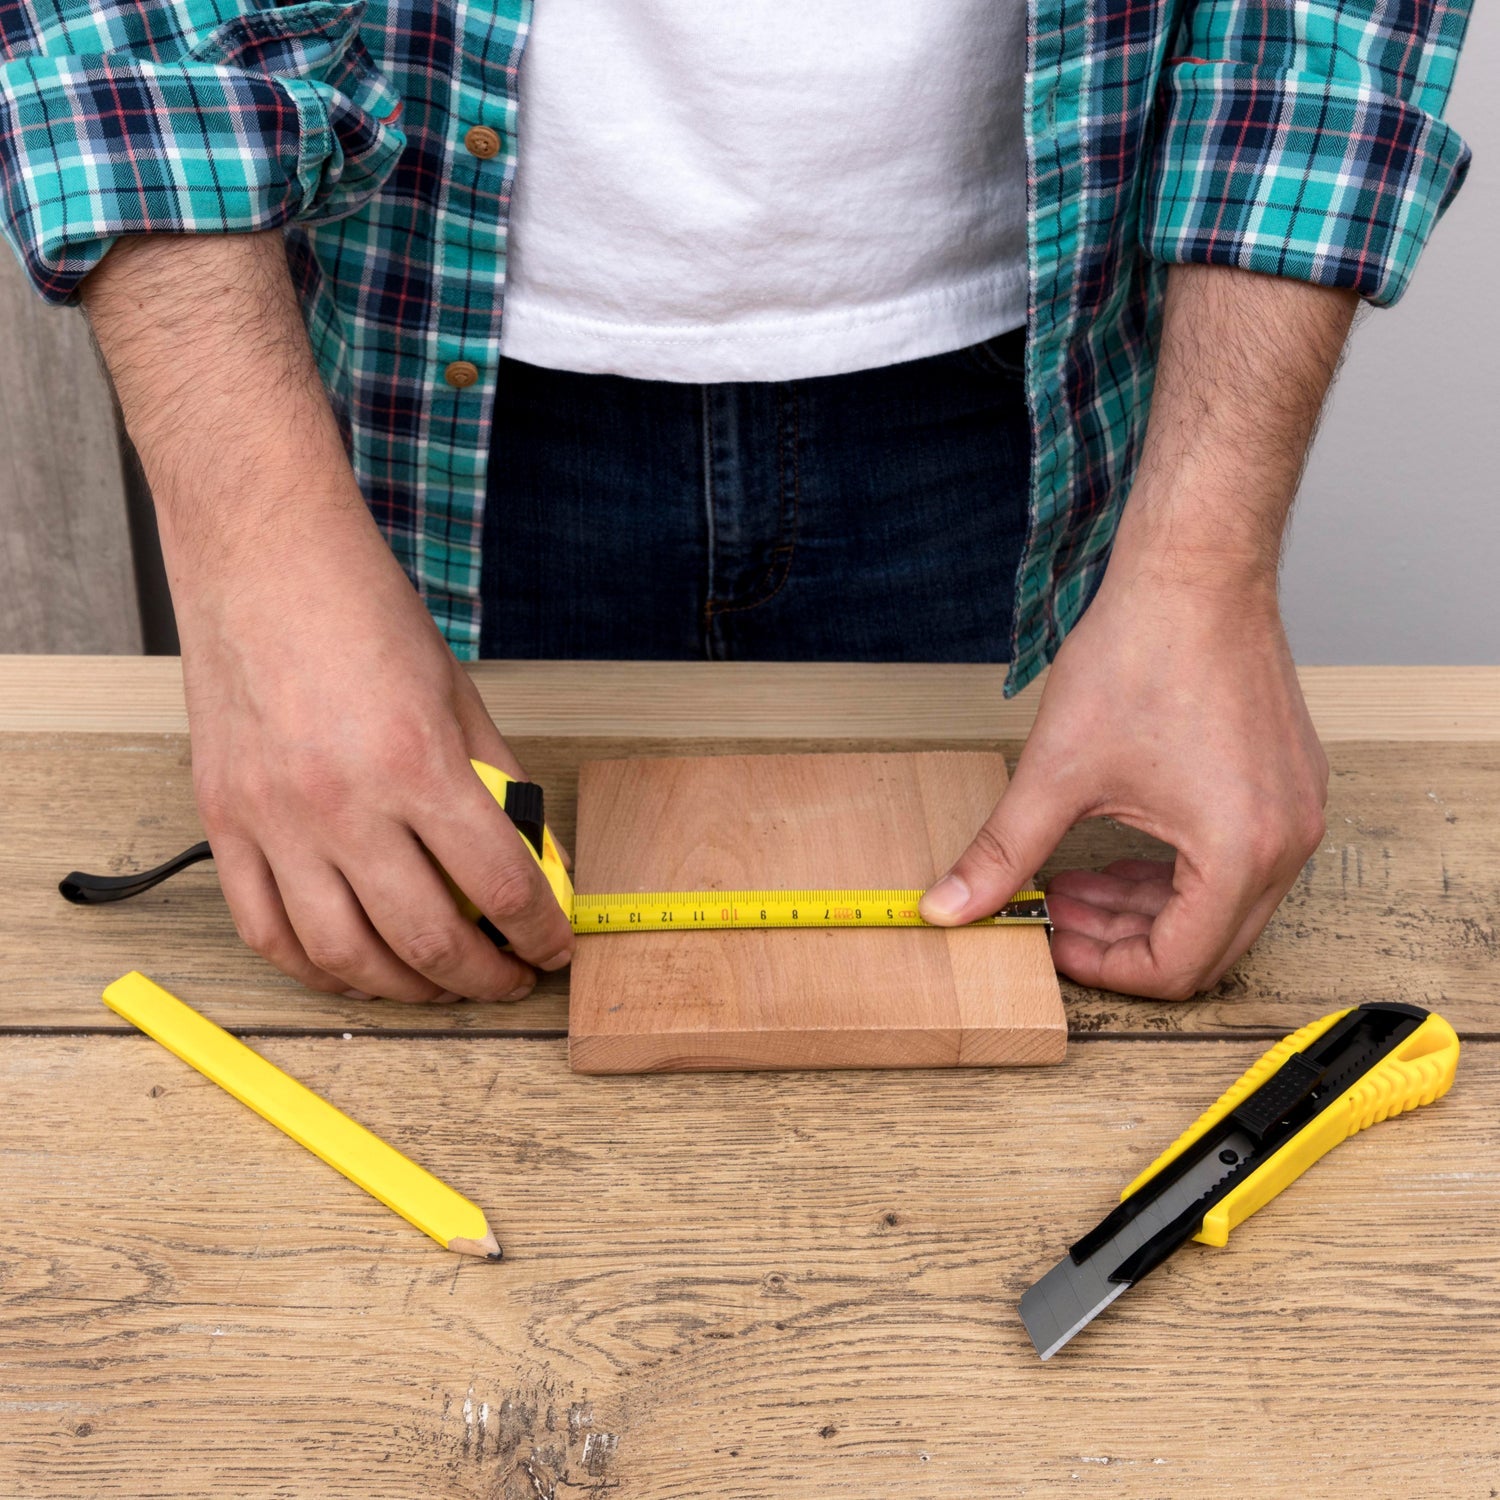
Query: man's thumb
919 776 1070 927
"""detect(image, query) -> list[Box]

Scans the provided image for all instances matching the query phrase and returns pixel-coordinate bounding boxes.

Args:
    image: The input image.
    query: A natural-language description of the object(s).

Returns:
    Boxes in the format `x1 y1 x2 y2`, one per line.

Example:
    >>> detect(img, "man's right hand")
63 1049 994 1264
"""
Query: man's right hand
83 231 573 1001
179 517 574 1003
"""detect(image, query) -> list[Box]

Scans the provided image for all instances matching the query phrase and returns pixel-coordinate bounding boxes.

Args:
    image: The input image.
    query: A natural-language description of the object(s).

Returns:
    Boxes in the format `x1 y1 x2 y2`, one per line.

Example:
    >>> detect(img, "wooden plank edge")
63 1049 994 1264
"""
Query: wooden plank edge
566 1025 1068 1073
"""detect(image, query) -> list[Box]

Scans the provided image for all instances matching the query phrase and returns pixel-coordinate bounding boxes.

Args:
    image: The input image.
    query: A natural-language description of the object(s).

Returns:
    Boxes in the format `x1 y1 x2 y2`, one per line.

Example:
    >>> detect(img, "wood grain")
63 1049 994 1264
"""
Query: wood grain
4 732 1498 1037
0 1033 1493 1499
3 657 1499 739
568 753 1064 1072
0 267 140 654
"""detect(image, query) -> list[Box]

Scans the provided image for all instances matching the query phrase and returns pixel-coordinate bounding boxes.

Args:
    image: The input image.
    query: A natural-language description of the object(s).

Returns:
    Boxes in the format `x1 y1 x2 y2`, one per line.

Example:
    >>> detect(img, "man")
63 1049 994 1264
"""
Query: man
0 1 1472 1006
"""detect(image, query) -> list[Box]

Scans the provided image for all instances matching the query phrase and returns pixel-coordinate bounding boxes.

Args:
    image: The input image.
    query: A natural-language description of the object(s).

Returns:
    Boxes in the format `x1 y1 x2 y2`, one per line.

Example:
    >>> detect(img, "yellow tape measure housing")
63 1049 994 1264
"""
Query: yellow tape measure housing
568 889 1049 933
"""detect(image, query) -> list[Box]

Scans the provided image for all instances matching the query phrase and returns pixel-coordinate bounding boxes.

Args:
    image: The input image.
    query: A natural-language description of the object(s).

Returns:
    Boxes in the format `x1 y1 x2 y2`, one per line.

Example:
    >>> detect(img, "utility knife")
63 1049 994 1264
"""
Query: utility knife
1020 1001 1460 1359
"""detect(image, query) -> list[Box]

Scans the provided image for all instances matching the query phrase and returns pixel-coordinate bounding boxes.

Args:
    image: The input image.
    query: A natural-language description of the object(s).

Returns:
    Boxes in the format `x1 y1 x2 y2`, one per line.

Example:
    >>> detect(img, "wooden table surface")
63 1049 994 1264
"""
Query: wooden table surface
2 658 1497 1498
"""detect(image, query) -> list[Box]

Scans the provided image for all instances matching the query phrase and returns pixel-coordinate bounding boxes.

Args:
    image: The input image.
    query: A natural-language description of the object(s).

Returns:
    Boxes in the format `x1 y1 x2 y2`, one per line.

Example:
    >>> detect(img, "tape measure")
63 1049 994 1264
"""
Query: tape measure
469 766 1052 934
58 764 1051 934
569 889 1050 932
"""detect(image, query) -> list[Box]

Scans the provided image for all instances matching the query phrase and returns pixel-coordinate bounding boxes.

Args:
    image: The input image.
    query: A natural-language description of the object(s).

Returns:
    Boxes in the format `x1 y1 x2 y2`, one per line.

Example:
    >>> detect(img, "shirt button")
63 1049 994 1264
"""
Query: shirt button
444 360 480 388
464 126 502 159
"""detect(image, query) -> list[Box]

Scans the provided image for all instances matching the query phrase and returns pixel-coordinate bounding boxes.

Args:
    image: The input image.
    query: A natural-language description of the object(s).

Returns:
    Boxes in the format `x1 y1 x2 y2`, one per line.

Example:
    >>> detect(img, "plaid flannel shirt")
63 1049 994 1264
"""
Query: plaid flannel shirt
0 0 1473 691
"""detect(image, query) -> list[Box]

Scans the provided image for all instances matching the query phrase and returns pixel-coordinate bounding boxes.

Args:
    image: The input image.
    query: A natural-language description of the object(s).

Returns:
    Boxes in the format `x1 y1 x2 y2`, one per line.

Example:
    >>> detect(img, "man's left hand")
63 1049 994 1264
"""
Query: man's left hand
919 552 1328 999
920 263 1352 1000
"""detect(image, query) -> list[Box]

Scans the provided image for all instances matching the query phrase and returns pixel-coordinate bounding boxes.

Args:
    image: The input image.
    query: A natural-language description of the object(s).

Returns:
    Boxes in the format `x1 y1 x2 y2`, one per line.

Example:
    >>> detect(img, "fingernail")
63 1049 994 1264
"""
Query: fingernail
919 873 971 924
433 990 463 1004
505 983 534 1001
538 950 573 972
342 989 375 1001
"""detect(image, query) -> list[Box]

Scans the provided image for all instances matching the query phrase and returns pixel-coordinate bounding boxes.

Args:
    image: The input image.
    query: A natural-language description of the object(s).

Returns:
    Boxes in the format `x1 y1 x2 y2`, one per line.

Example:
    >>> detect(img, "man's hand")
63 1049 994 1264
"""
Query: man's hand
83 232 574 1002
922 264 1355 998
177 515 575 1005
922 561 1327 998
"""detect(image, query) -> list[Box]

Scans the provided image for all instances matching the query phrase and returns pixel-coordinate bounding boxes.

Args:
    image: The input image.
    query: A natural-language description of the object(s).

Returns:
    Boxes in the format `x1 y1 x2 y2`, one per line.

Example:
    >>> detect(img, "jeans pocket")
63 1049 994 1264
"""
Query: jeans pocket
949 327 1027 380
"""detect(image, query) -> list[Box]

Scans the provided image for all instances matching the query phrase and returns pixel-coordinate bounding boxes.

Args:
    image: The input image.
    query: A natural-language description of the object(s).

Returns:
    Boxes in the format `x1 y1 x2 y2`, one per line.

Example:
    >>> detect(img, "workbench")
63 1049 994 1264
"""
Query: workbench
2 658 1497 1499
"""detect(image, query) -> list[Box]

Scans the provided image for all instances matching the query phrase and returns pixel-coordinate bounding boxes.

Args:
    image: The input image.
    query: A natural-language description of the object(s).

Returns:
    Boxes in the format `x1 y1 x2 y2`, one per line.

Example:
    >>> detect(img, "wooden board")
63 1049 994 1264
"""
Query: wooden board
567 752 1065 1072
1 1033 1495 1499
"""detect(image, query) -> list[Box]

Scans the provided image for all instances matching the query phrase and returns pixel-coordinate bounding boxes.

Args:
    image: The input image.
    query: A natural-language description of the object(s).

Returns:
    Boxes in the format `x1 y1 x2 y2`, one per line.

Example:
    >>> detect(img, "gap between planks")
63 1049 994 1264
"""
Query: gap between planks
6 1026 1498 1044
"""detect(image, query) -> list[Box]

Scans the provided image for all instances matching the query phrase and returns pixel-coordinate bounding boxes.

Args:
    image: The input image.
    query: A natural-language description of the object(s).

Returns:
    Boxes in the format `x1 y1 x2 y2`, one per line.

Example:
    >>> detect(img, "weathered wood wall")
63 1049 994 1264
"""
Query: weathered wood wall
0 254 141 652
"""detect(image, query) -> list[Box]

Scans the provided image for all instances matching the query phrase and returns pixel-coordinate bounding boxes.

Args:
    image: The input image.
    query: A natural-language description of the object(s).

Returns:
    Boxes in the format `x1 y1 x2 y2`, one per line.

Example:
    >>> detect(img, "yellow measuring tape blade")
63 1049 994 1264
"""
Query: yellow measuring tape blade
568 889 1049 932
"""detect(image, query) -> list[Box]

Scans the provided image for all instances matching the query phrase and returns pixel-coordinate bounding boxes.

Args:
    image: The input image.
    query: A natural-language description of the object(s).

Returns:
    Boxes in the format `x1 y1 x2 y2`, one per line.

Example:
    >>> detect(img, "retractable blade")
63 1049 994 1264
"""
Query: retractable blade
1020 1123 1256 1360
1019 1001 1460 1360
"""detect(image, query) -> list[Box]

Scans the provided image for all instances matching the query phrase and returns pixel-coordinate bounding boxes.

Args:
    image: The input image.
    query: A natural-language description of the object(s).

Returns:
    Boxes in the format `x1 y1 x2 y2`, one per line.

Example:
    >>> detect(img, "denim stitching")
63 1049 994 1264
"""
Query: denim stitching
700 384 720 656
707 382 800 620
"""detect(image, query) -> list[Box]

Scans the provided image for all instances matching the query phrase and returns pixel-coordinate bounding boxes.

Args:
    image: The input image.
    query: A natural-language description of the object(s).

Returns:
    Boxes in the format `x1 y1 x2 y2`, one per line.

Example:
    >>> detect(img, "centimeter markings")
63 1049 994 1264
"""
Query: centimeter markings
568 889 1050 932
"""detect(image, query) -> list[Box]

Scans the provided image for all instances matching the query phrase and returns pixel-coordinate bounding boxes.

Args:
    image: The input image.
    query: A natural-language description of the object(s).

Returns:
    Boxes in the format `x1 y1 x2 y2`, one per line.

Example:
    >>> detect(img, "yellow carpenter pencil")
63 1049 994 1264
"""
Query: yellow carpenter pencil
102 971 502 1260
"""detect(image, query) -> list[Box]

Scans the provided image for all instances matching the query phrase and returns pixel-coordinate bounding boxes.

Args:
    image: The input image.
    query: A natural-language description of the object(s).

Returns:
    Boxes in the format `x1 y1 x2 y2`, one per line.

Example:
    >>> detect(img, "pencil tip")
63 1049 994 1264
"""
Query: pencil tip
447 1229 504 1260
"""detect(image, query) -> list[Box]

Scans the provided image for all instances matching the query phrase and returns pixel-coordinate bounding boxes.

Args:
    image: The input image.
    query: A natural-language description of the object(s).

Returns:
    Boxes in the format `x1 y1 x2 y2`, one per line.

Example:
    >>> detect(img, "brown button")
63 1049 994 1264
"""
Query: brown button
444 360 480 389
464 125 501 159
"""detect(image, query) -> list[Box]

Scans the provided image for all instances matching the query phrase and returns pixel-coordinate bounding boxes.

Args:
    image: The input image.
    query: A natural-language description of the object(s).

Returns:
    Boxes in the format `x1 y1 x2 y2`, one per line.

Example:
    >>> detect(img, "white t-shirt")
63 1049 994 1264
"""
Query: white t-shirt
498 1 1029 383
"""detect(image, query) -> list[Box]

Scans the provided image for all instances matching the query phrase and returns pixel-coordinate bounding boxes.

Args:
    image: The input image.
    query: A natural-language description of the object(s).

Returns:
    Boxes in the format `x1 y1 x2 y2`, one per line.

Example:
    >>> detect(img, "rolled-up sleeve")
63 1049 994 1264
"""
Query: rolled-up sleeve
1142 0 1473 306
0 0 405 302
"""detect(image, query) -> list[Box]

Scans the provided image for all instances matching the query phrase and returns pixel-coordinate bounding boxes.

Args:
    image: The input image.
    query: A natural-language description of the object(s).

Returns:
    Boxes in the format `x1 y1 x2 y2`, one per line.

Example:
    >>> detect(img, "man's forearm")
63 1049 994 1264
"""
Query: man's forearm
77 233 574 1004
1112 263 1359 593
80 232 372 584
926 265 1343 996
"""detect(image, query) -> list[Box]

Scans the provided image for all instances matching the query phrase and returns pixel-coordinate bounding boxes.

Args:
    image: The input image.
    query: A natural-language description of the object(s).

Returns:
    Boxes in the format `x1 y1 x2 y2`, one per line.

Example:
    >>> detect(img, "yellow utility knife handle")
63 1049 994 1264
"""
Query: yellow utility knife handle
447 762 575 927
1122 1007 1460 1248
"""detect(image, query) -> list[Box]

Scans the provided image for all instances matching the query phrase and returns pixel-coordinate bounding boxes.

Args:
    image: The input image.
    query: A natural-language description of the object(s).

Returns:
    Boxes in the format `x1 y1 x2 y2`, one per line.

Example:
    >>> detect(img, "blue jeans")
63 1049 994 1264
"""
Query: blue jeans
479 327 1029 661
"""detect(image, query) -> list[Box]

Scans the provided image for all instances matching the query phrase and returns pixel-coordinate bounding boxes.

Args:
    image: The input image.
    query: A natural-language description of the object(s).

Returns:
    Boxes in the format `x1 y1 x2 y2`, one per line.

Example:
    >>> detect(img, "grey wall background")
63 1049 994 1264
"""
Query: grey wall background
1281 2 1499 665
0 256 140 654
0 4 1494 658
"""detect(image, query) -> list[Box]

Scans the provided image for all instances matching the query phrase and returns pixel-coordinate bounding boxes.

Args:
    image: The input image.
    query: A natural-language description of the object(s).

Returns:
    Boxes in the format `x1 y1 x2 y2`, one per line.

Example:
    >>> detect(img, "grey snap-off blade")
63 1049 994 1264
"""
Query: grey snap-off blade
1019 1128 1254 1360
